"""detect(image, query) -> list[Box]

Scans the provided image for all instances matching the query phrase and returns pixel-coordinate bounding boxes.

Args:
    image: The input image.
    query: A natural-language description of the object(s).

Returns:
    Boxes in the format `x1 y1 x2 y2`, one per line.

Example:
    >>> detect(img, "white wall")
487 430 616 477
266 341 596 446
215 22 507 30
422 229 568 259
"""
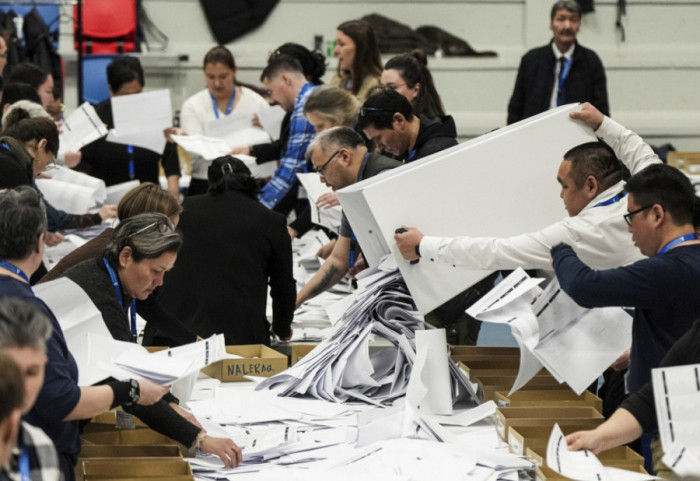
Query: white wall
58 0 700 149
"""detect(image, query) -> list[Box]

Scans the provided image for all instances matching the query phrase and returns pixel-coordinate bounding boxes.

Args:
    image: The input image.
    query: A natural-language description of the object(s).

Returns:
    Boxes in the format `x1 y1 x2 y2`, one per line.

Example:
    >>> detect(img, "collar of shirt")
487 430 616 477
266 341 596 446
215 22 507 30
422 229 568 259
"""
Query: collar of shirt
551 42 575 61
355 152 371 182
294 82 314 111
580 180 626 215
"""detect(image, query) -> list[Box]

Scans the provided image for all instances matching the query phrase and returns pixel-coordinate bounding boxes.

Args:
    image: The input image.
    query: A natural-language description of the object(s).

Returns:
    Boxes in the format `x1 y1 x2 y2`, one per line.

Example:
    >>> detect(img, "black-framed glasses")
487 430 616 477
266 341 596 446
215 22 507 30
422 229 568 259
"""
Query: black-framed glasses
127 219 169 239
315 150 339 176
623 205 654 226
359 106 394 117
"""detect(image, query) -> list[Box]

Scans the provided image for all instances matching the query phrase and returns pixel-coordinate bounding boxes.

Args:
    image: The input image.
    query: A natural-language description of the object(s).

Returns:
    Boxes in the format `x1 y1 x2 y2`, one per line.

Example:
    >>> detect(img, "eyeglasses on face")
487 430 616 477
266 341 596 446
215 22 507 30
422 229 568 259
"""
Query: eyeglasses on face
623 205 655 226
315 150 340 176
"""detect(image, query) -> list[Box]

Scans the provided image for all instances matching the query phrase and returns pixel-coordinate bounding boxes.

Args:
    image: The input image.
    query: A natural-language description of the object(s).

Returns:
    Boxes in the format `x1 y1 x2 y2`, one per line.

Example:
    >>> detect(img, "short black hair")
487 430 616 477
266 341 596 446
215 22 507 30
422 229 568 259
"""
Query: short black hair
625 164 695 226
269 43 326 85
260 54 304 82
563 141 622 191
0 82 41 112
106 56 144 93
0 186 47 261
356 88 414 131
7 62 48 90
550 0 582 20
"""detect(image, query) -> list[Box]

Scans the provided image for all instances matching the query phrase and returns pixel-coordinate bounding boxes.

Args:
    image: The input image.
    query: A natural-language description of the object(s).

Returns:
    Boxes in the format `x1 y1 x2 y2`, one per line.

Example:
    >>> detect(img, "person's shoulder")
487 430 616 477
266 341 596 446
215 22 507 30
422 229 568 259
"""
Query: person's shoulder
20 421 54 448
239 85 267 104
183 89 210 107
573 43 604 62
63 257 105 283
522 44 552 60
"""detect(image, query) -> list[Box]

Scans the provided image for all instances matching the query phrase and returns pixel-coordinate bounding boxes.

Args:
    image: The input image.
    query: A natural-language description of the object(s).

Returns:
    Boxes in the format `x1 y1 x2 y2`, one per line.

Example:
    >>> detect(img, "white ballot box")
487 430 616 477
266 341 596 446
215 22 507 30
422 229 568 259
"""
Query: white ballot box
336 104 597 313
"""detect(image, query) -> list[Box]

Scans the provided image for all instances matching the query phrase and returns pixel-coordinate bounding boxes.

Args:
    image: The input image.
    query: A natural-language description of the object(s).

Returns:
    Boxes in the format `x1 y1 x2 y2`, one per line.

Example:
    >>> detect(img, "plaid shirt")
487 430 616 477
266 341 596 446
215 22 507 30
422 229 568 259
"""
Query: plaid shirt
5 422 62 481
259 82 318 209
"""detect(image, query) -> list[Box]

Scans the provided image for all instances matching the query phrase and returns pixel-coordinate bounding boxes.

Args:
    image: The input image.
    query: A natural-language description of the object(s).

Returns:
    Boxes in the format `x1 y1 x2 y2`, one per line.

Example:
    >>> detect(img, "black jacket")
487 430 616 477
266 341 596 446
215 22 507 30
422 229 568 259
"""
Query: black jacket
150 189 296 346
78 99 180 186
411 115 458 161
507 41 609 125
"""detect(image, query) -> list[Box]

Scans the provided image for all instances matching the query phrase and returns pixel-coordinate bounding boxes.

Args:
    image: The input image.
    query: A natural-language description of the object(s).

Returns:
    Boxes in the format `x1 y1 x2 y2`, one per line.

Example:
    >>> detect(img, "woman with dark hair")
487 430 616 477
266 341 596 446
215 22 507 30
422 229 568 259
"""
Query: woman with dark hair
330 19 383 102
172 46 269 196
148 156 295 346
382 50 446 118
7 62 54 109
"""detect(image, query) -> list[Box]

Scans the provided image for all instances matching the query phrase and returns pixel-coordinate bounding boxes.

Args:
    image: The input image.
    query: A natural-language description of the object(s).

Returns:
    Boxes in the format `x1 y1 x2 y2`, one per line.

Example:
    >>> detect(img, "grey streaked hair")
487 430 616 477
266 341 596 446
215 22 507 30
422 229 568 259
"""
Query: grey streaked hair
104 212 182 265
550 0 581 20
1 99 51 130
303 86 360 128
0 186 47 261
0 297 52 350
305 126 365 162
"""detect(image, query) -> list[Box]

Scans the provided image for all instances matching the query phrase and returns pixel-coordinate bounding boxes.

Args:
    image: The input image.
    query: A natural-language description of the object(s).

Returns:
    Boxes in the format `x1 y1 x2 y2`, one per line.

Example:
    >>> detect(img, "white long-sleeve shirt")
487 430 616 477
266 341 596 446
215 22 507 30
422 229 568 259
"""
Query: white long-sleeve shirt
419 116 660 271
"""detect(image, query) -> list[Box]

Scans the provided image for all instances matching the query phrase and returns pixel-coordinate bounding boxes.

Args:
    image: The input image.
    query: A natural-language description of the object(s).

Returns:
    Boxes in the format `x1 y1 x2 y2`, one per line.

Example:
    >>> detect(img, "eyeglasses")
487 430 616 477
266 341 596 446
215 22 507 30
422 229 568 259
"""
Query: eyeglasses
315 150 339 176
623 205 654 226
43 158 58 172
359 106 394 117
127 219 169 239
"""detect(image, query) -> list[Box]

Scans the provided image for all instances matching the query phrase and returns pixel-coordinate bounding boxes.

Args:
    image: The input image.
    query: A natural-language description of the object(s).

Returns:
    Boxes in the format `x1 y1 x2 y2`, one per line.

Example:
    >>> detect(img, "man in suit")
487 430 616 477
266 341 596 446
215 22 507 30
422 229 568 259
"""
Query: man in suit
507 0 609 124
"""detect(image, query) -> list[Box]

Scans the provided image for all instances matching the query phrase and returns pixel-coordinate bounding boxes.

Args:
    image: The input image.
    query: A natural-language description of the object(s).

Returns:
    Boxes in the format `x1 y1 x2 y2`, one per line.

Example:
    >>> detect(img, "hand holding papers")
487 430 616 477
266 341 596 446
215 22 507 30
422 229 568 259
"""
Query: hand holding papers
297 173 343 232
107 89 172 153
468 268 633 395
205 110 271 150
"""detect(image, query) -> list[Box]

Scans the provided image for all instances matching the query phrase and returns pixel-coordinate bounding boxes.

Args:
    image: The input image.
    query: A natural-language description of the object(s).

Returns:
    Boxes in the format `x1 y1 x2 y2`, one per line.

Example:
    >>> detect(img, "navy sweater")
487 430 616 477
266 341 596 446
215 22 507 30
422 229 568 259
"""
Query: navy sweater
551 243 700 393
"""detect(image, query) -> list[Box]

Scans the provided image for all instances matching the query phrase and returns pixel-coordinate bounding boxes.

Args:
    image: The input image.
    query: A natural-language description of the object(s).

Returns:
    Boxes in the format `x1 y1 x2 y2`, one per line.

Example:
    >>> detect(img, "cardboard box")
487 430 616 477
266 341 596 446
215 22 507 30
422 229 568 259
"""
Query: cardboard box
79 445 182 459
291 344 317 365
82 459 192 480
450 346 519 356
527 443 644 467
81 429 178 447
476 375 564 401
201 344 287 382
535 463 647 481
495 407 603 442
450 355 521 367
507 423 606 456
668 151 700 175
495 390 603 412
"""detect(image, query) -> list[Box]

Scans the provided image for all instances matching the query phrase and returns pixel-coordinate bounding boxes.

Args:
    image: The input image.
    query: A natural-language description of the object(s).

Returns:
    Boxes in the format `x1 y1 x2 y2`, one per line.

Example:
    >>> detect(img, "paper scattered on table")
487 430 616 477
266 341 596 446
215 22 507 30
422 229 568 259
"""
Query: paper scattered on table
59 102 108 154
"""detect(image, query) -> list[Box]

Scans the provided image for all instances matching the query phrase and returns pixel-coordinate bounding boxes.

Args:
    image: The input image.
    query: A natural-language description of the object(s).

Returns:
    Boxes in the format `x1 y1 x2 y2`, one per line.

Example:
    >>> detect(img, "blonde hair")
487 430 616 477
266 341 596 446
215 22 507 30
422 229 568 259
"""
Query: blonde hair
303 86 359 128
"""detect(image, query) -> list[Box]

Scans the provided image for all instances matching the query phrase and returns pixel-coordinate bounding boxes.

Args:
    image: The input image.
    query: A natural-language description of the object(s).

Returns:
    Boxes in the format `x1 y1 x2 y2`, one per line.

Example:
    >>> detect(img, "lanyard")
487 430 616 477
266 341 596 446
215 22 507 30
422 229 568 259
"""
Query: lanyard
127 145 135 180
102 258 137 337
349 232 357 268
407 149 417 162
594 190 627 208
657 233 698 256
211 88 237 119
19 448 29 481
0 261 29 283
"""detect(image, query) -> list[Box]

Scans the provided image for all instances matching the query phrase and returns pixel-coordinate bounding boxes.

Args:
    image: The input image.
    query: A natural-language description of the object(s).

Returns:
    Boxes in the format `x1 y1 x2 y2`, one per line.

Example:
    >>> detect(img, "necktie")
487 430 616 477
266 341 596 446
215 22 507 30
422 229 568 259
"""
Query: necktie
556 56 568 106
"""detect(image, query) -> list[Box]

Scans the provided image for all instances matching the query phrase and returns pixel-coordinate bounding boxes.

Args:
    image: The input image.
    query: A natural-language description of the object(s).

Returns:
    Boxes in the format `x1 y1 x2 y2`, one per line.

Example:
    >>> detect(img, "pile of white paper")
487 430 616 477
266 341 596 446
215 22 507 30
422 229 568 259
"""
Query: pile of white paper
653 363 700 477
467 268 633 395
36 165 107 214
258 260 478 406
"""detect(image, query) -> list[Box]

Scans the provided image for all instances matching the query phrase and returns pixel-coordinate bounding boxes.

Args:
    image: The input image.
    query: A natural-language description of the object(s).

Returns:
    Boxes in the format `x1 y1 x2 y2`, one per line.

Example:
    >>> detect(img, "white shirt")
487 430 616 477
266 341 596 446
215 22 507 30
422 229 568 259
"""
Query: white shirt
420 116 661 271
180 86 269 179
549 43 575 110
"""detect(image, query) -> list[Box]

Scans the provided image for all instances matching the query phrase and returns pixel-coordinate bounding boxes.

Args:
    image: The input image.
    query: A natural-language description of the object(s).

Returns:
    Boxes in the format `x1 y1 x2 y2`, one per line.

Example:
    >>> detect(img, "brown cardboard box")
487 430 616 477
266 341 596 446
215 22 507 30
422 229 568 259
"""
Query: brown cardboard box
81 429 178 446
668 151 700 175
527 443 644 467
495 407 603 442
535 463 647 480
451 355 521 367
477 375 564 401
291 344 317 365
450 346 519 356
79 445 182 458
201 344 287 381
82 459 192 480
507 423 605 456
495 390 603 412
83 410 149 433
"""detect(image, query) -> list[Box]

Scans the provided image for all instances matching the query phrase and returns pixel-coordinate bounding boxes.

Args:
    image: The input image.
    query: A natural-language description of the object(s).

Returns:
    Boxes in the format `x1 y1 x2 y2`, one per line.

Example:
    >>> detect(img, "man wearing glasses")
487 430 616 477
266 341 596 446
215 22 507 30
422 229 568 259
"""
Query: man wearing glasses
295 127 401 308
552 163 700 409
357 89 457 163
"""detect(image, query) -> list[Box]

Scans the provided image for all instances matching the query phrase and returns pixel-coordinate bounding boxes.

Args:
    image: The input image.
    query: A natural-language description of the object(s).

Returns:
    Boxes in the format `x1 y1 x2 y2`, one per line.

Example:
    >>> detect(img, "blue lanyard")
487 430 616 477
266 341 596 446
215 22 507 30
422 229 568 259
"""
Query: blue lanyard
594 190 627 208
19 448 29 481
127 145 135 180
345 79 352 90
349 232 357 268
102 258 137 337
407 149 417 162
0 261 29 283
657 233 698 256
211 88 237 119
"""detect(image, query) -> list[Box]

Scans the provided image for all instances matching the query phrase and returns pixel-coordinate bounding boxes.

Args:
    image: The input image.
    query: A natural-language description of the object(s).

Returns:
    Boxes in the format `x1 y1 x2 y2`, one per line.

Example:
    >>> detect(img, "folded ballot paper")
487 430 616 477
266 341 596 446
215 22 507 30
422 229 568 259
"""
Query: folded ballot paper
257 258 478 406
547 424 657 481
467 268 633 395
335 104 597 314
297 172 343 233
652 363 700 477
107 89 172 153
35 165 107 214
58 102 108 155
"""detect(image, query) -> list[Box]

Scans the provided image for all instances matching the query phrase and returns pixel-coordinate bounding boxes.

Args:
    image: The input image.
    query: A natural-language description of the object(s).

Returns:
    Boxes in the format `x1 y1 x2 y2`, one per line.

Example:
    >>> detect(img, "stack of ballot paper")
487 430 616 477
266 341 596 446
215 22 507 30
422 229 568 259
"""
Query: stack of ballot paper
107 89 172 153
35 165 107 214
58 102 108 155
467 268 633 395
258 259 478 405
296 172 343 232
653 363 700 477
